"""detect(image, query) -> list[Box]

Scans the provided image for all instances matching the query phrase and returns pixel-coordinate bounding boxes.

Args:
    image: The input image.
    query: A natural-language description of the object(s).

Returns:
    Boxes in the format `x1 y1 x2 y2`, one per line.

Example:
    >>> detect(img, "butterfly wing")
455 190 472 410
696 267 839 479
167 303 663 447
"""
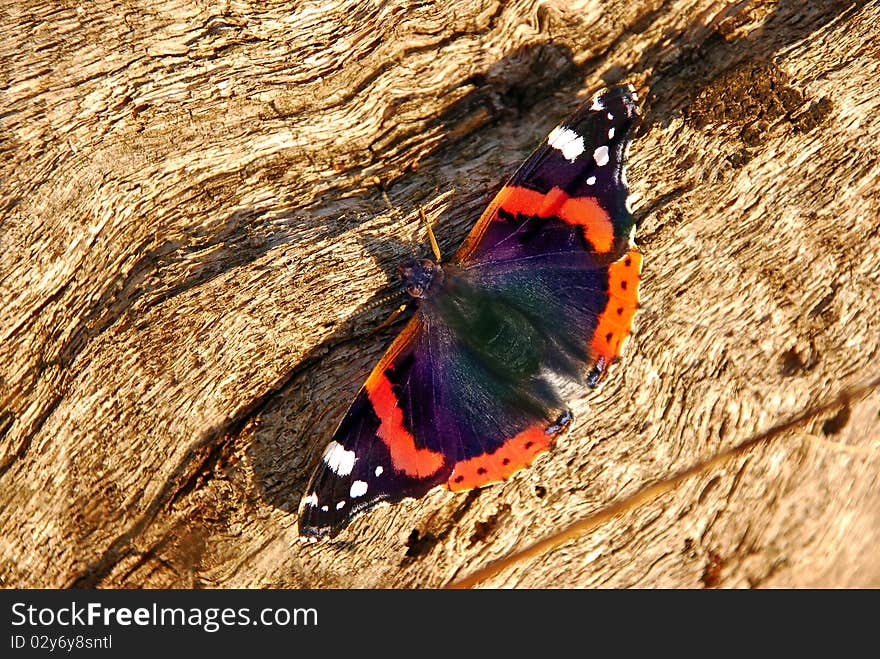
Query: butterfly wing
298 317 449 538
454 85 640 267
453 84 643 384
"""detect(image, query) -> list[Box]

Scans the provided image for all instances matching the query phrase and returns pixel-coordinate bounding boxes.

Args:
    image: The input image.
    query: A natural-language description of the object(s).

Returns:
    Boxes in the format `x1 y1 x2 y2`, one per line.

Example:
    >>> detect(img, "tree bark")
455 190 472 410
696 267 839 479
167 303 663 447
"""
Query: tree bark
2 0 878 588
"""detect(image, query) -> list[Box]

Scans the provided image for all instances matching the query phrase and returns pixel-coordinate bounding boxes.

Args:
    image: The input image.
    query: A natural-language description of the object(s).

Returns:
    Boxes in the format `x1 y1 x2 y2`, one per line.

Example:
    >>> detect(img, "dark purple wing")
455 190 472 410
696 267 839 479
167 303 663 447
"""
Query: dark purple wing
453 84 643 384
453 85 640 268
299 318 449 538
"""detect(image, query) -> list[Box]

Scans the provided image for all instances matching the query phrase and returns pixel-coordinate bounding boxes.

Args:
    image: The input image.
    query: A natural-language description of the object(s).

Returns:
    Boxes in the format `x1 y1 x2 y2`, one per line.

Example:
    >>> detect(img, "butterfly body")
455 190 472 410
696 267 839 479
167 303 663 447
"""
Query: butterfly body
299 85 643 539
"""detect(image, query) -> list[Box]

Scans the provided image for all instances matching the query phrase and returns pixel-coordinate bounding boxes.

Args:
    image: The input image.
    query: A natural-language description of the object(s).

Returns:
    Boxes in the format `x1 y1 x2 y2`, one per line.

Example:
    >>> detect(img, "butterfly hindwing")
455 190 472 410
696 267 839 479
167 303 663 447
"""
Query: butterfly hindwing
422 277 574 492
299 306 572 538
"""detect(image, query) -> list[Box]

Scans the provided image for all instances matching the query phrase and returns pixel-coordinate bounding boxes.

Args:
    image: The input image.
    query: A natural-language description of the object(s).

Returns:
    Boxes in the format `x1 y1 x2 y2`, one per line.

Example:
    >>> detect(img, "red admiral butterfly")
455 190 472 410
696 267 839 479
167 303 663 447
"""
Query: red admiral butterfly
299 85 642 539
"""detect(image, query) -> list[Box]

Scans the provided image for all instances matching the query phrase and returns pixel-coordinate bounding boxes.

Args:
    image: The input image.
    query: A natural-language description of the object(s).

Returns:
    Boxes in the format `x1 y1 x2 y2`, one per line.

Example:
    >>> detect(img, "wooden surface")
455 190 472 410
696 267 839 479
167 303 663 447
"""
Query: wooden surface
2 0 879 588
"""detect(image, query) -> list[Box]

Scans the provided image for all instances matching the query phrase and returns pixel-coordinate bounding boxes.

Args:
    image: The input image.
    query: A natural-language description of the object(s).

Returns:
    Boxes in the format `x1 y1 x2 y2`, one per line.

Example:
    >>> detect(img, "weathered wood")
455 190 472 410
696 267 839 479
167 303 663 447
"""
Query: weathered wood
2 0 879 588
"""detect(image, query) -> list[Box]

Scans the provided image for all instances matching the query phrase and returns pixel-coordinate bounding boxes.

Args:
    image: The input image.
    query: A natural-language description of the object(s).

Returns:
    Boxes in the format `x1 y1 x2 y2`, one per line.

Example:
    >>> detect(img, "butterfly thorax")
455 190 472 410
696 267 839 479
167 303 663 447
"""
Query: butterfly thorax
398 258 444 298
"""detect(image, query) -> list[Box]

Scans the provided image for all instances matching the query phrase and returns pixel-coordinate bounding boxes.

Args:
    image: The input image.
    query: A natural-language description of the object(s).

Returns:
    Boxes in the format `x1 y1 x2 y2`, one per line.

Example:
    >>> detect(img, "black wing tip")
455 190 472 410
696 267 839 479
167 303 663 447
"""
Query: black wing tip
296 491 344 541
592 85 641 121
297 501 354 541
593 83 640 106
297 492 396 541
298 522 335 542
559 84 642 139
297 506 348 541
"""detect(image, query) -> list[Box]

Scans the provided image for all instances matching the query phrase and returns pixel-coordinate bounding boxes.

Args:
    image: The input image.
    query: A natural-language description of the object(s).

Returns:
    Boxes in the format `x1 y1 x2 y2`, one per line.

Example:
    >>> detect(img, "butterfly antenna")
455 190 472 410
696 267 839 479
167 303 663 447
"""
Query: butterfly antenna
360 288 407 313
420 206 442 262
376 182 441 261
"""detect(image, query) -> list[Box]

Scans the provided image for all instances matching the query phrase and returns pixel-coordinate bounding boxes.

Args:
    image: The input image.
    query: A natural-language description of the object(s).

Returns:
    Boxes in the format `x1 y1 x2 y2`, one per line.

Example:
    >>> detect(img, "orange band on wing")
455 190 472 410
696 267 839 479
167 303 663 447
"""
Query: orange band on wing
557 194 615 253
590 249 642 364
445 424 557 492
365 355 445 479
455 185 614 260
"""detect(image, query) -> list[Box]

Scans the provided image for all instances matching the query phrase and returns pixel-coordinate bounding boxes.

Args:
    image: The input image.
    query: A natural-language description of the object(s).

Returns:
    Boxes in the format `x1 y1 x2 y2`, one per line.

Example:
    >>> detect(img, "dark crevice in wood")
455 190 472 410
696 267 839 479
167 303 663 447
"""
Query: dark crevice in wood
402 489 482 563
821 403 851 436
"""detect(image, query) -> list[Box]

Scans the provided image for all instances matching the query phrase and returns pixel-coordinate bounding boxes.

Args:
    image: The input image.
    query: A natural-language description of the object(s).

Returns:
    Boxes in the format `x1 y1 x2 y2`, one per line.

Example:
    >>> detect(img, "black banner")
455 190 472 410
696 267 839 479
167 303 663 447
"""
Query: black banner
0 588 872 653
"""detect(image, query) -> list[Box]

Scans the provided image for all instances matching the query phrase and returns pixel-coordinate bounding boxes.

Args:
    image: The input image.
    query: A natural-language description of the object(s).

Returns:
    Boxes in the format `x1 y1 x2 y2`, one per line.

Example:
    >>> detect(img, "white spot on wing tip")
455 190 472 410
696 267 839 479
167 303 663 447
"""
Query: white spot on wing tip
586 176 597 185
591 93 605 110
302 493 319 507
350 480 368 498
548 126 585 162
593 145 610 167
336 500 346 510
322 440 356 476
608 127 615 139
375 466 383 477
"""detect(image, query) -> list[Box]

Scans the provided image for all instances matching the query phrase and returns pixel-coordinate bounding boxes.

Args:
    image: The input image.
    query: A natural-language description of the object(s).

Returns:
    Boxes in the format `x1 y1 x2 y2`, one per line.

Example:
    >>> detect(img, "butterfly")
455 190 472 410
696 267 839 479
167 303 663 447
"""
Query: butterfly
299 85 642 539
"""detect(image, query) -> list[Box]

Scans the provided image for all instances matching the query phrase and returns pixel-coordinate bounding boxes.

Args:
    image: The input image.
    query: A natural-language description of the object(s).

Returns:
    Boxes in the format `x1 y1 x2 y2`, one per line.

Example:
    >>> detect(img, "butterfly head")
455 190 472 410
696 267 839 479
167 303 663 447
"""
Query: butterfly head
397 258 443 298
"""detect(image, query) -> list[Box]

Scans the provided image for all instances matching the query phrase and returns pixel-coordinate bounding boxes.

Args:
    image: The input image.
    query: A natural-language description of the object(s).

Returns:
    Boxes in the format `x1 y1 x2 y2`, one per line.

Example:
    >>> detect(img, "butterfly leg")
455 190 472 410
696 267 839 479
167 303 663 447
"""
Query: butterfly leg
368 303 410 337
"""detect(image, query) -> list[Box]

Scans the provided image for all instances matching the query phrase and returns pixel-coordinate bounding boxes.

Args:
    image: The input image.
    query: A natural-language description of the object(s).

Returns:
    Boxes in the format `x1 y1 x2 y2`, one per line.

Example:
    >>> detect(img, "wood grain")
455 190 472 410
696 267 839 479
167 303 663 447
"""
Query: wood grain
1 0 878 588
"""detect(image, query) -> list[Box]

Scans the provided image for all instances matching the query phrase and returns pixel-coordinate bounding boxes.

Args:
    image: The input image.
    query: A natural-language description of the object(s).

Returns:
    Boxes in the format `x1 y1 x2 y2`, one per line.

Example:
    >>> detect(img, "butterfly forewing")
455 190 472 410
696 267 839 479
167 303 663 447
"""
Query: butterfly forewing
453 85 640 268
